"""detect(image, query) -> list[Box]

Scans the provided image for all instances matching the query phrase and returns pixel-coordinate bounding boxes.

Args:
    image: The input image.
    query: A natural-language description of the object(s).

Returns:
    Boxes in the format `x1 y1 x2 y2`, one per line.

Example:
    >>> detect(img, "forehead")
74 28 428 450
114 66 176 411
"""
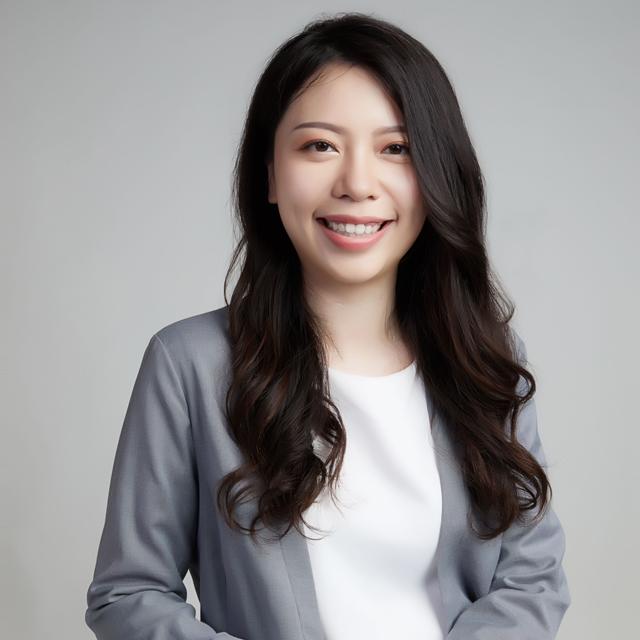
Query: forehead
279 63 404 132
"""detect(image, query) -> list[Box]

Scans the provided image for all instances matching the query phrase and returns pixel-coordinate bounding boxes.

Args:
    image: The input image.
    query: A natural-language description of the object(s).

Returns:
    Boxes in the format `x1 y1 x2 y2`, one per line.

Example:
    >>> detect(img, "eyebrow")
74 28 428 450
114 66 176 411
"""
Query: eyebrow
290 121 406 135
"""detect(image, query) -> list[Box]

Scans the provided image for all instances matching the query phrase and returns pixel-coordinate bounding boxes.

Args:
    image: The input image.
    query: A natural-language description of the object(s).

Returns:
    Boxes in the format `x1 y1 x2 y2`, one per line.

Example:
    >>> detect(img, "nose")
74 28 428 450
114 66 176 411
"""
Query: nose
332 148 379 202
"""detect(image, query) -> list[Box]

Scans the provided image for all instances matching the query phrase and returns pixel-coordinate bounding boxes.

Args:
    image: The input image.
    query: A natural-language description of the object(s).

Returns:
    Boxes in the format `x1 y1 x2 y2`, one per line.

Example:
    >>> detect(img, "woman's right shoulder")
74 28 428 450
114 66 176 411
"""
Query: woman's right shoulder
148 304 232 392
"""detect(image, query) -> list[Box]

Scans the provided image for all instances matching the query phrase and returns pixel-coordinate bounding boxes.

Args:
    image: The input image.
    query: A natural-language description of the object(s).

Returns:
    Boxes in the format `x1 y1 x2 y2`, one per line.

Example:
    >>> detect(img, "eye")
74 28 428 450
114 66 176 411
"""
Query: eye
301 140 337 153
384 143 410 156
301 140 411 156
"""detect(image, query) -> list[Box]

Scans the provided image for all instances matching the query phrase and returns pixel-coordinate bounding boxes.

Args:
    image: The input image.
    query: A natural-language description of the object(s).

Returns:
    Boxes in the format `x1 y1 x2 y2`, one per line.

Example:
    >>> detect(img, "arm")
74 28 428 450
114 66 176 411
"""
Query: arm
446 332 571 640
85 334 244 639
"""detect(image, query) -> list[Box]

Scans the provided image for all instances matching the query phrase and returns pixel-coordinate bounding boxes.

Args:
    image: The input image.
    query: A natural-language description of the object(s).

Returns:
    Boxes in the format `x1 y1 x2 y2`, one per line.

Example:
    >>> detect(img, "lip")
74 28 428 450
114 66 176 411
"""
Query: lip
317 214 393 224
317 217 394 251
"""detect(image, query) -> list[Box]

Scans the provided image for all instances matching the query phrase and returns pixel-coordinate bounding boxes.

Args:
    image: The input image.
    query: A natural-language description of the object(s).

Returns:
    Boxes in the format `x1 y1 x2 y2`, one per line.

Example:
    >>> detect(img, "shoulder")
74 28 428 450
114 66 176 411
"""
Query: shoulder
153 304 230 350
506 325 528 366
149 304 232 386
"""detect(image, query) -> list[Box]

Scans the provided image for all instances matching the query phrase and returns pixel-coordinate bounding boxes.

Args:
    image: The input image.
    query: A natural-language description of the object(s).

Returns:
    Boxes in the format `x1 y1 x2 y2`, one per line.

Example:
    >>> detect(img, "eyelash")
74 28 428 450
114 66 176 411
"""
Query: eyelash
301 140 410 156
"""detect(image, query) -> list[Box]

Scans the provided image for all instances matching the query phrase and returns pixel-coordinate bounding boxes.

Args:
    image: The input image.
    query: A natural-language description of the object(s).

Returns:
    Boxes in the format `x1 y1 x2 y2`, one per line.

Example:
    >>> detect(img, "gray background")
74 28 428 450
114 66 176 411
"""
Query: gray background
1 1 638 638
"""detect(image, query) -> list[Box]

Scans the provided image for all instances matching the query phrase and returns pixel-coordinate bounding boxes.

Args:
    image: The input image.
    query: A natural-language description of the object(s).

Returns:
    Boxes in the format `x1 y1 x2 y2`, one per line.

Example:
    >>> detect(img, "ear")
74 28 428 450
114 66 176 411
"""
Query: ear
267 161 276 204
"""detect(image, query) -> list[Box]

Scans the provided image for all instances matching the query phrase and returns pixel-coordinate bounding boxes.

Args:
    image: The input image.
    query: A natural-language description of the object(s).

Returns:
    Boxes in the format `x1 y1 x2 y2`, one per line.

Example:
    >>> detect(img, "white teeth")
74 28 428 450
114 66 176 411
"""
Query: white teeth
325 220 384 236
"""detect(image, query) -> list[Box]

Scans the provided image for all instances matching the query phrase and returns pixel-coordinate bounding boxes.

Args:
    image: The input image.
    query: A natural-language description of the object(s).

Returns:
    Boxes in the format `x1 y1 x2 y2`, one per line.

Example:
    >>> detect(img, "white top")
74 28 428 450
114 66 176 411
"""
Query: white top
303 360 446 640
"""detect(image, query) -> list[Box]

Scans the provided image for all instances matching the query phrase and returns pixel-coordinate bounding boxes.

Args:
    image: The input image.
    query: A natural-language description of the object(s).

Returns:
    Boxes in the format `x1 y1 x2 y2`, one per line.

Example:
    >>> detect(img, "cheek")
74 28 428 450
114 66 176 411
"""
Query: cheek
276 159 324 208
387 164 420 199
393 173 425 234
404 171 424 211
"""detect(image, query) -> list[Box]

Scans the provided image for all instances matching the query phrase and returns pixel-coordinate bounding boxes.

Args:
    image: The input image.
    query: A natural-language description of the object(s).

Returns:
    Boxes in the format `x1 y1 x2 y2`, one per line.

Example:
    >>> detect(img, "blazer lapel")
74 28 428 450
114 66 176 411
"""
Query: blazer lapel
429 384 466 632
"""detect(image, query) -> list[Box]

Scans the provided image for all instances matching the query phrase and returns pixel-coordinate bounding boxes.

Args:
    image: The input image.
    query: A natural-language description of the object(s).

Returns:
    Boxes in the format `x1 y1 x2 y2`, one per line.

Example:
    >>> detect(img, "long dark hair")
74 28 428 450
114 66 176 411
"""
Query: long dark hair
217 11 549 544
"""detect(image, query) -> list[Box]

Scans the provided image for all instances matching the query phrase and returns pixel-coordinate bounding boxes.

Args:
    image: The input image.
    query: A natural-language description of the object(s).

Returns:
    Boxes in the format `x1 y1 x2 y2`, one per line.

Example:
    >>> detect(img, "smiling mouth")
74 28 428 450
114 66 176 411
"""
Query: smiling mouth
317 218 393 230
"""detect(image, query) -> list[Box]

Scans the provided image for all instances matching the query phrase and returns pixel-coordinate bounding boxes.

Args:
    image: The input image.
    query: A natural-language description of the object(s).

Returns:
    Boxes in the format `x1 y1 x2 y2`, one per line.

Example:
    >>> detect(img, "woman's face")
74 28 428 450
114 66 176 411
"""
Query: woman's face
267 62 426 288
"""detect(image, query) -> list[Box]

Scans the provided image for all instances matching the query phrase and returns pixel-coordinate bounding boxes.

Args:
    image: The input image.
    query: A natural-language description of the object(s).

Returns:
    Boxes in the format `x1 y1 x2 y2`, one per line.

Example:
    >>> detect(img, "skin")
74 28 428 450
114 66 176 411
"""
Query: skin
267 62 427 376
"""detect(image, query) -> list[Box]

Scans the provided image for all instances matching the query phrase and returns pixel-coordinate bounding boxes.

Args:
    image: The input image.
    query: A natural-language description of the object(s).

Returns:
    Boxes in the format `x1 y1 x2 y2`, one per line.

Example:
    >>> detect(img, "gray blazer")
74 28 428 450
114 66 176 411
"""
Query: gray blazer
85 305 571 639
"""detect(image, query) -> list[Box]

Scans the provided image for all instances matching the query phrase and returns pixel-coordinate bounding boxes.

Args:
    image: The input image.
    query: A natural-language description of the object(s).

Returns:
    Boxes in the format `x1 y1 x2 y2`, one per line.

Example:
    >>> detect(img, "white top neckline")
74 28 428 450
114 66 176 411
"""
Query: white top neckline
327 359 417 381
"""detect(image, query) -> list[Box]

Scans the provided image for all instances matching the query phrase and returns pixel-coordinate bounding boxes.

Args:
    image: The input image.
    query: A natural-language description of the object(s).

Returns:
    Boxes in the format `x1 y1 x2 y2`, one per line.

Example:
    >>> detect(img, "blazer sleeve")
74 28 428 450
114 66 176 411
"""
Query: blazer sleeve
85 334 244 640
446 332 571 640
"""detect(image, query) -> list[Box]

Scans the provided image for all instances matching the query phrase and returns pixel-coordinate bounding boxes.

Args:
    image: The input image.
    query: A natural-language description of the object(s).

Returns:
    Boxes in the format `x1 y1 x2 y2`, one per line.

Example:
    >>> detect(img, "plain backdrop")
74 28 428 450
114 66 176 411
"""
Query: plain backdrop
1 1 638 638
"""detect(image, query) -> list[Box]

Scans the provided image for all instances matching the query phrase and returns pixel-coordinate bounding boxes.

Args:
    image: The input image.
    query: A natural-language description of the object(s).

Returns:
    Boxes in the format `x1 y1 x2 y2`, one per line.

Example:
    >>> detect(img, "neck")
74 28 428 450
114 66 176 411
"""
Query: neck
303 269 411 373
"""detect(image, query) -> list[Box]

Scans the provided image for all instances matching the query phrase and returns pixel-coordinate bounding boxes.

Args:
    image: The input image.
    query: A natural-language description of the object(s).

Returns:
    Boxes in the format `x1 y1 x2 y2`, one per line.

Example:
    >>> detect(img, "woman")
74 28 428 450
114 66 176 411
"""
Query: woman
85 12 571 640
